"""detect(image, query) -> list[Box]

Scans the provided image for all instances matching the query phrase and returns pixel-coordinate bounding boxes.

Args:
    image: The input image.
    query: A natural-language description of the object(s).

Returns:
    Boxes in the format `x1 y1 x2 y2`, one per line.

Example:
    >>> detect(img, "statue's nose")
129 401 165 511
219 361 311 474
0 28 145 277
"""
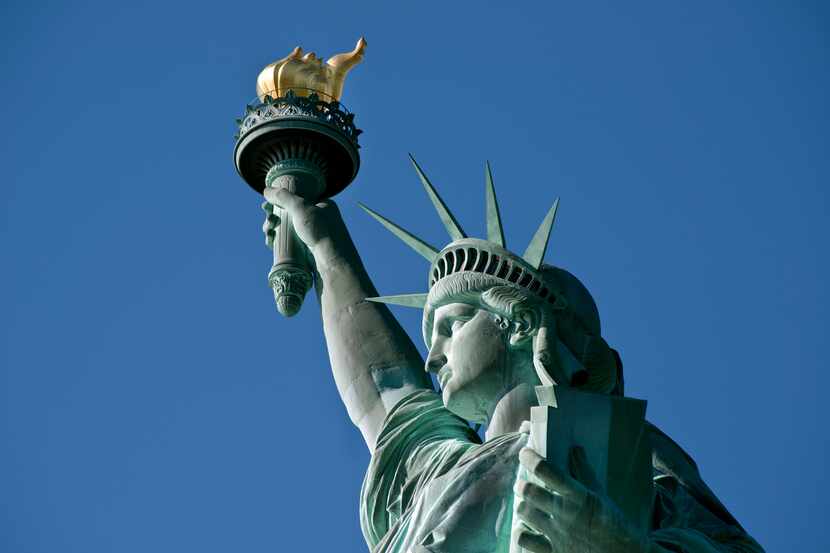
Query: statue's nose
425 353 447 374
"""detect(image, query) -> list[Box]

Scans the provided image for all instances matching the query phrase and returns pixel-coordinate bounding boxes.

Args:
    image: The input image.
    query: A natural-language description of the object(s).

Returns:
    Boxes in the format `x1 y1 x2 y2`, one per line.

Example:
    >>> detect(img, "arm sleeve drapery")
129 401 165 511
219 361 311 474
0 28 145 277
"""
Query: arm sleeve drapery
359 390 480 549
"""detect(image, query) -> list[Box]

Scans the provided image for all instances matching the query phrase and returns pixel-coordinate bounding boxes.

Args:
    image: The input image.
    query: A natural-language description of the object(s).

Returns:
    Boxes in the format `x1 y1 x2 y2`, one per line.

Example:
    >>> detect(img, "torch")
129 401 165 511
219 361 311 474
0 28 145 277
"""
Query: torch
234 38 365 316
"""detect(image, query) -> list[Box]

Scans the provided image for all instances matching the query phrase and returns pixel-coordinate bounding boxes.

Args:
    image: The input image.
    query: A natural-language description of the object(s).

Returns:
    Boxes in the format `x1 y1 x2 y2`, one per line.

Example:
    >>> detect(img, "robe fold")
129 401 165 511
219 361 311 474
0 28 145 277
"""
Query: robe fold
360 390 763 553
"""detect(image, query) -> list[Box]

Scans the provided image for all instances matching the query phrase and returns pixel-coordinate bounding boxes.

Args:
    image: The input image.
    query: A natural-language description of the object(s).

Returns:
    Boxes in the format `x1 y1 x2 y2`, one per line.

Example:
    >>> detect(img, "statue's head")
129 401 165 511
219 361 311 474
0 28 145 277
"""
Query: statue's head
362 158 621 422
421 256 618 422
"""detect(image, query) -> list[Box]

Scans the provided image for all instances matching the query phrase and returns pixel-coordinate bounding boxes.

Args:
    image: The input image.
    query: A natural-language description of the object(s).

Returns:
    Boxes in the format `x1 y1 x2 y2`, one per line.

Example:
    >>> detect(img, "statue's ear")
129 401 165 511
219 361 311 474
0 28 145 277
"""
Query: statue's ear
508 308 538 348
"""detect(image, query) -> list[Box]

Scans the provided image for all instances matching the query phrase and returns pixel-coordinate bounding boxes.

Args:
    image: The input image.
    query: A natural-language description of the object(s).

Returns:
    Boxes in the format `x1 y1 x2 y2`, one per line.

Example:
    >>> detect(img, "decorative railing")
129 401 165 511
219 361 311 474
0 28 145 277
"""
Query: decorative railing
234 89 362 146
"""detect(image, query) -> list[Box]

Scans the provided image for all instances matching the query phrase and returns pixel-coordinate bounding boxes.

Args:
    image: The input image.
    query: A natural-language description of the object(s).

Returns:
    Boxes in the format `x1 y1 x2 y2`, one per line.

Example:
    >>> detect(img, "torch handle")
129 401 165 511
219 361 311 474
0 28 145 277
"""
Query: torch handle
266 167 324 317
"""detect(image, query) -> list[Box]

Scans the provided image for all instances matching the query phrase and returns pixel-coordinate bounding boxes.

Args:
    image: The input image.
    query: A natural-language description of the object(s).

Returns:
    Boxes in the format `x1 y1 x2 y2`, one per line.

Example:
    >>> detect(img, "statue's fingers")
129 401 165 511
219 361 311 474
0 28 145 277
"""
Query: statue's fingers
568 446 602 493
263 188 283 207
519 447 585 499
515 500 554 537
265 229 275 248
262 214 280 233
515 530 551 553
263 187 308 213
261 201 273 214
515 479 560 514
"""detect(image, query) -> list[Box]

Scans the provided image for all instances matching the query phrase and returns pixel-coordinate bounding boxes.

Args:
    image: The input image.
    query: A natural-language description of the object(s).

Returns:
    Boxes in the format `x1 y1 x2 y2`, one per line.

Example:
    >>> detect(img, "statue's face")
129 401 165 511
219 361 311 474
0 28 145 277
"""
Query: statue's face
426 302 510 424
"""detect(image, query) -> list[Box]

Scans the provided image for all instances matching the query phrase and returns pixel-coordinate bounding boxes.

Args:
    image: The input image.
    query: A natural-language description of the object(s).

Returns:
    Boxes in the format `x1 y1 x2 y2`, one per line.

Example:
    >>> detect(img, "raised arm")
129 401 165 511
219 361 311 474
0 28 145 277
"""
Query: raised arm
263 188 432 449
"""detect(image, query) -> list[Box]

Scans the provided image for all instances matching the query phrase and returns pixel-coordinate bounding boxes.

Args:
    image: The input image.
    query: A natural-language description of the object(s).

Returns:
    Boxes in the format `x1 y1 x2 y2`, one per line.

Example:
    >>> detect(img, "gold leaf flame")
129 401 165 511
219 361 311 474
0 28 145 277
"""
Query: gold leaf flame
256 37 366 102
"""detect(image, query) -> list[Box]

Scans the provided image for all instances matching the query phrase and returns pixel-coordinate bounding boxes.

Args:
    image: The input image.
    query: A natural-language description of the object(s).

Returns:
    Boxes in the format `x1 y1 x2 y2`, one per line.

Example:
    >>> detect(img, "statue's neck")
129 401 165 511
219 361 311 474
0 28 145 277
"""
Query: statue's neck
485 382 538 440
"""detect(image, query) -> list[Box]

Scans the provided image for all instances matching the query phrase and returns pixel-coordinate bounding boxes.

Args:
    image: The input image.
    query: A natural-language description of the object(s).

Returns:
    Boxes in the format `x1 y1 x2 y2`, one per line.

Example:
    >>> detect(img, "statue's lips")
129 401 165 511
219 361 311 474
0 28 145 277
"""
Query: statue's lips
438 367 452 389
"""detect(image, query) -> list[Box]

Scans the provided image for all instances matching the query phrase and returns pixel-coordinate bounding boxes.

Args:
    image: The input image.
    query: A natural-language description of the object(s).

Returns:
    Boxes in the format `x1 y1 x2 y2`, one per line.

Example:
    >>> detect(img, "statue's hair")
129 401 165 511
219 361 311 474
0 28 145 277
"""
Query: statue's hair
423 269 621 395
480 286 533 321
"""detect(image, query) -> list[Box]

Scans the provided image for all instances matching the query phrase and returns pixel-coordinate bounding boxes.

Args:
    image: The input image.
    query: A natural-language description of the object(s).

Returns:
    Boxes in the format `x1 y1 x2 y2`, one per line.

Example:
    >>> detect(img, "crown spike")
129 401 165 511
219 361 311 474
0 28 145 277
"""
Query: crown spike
408 154 466 241
358 203 439 262
484 161 505 247
365 293 428 308
522 198 560 269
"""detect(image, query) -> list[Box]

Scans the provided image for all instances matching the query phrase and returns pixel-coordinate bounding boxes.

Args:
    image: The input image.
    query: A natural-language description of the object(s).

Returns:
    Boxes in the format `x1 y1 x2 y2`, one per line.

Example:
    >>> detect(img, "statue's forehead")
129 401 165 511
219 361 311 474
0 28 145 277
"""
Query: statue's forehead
423 300 476 347
433 302 478 320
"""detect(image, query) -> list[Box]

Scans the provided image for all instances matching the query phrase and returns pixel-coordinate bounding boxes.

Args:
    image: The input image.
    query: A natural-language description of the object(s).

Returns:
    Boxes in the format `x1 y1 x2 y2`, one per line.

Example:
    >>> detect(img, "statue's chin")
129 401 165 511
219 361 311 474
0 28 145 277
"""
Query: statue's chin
443 387 488 426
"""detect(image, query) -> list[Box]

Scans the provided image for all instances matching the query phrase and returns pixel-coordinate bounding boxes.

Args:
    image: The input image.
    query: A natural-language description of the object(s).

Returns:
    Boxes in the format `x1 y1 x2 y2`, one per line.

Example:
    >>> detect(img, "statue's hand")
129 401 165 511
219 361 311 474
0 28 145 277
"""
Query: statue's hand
261 188 344 256
514 447 658 553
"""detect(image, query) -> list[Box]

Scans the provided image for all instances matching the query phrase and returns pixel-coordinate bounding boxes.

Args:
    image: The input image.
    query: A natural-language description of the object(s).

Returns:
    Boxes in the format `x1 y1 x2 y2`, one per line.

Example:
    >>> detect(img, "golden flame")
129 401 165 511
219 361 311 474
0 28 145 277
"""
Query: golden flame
256 37 366 102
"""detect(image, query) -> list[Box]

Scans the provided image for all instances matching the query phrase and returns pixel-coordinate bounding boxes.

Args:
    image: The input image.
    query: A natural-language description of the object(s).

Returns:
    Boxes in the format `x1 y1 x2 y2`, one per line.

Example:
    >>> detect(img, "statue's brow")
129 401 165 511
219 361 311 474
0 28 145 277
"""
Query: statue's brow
435 304 477 324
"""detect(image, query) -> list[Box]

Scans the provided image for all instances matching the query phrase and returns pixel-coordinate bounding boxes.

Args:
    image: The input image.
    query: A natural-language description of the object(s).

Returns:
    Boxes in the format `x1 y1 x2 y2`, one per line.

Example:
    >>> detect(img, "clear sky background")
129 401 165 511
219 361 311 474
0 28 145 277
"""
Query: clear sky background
2 1 827 552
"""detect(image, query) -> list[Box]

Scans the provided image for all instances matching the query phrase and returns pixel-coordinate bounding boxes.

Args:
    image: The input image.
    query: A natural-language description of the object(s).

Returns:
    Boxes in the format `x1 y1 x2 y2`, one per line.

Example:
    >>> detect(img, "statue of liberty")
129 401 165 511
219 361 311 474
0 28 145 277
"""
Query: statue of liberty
260 158 763 552
242 40 764 553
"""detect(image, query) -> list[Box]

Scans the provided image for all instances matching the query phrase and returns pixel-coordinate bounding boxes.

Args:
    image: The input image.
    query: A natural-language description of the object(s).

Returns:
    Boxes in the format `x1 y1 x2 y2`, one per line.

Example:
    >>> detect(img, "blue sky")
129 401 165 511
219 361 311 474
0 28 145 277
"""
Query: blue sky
1 1 827 552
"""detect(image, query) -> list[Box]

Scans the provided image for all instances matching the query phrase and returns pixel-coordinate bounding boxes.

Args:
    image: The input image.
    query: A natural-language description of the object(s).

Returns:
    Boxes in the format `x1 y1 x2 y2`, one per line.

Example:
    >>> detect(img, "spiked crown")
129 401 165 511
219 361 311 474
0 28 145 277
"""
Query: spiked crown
360 156 621 393
360 155 566 312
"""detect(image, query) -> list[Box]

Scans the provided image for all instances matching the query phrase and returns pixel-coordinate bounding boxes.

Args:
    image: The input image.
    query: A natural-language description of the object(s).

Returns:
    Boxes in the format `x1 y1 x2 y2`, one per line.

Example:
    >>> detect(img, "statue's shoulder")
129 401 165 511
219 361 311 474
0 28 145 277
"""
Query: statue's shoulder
646 421 699 474
646 421 742 529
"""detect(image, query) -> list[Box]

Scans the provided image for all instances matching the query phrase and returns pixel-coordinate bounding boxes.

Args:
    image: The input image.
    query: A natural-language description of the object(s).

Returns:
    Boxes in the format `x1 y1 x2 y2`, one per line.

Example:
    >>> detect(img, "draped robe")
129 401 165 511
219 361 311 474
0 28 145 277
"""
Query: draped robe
360 390 763 553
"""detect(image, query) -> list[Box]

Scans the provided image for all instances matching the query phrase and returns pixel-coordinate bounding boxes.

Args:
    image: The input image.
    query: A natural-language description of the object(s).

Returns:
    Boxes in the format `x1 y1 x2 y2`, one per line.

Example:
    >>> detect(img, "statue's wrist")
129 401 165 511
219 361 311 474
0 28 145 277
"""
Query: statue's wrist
311 236 357 275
